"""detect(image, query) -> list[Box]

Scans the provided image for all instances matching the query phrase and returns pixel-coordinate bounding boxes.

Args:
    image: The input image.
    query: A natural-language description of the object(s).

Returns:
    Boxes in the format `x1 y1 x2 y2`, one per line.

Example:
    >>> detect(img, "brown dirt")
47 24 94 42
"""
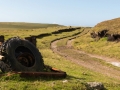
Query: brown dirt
51 38 120 81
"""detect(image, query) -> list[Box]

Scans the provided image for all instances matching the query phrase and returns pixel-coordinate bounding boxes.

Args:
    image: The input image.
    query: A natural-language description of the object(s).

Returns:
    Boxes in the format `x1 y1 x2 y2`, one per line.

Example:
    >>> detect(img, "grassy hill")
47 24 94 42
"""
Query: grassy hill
0 22 62 29
0 22 66 40
73 17 120 60
92 17 120 34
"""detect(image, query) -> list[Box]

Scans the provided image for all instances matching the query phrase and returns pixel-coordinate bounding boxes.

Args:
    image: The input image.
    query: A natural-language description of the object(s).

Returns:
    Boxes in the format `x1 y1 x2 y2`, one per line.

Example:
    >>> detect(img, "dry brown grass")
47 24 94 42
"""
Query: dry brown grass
92 17 120 34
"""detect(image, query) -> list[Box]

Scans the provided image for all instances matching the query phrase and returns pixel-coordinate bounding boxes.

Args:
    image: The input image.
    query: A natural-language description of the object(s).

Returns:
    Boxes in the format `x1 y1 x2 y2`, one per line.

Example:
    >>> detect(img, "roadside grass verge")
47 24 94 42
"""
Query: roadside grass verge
56 28 85 47
73 31 120 60
37 28 120 89
37 28 82 49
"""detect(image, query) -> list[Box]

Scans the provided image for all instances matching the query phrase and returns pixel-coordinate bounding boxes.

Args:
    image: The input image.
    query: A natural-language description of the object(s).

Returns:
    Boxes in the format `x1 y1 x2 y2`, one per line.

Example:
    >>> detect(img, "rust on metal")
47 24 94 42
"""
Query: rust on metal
0 35 67 78
13 68 67 78
16 52 35 67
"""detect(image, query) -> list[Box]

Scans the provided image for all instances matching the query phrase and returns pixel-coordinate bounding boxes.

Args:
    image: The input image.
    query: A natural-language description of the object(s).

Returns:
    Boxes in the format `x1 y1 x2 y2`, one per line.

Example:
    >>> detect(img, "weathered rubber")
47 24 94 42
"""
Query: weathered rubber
0 37 44 72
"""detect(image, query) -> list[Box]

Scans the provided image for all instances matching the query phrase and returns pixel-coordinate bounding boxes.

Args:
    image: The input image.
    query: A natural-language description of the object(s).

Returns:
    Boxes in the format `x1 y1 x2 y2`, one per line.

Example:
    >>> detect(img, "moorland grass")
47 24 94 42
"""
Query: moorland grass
73 31 120 60
0 22 62 29
92 17 120 34
0 26 67 40
0 24 119 89
37 28 120 90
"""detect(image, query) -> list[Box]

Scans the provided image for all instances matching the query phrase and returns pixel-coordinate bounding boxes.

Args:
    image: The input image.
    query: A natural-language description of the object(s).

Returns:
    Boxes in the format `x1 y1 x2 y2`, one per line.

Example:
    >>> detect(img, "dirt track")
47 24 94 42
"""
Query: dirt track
51 37 120 80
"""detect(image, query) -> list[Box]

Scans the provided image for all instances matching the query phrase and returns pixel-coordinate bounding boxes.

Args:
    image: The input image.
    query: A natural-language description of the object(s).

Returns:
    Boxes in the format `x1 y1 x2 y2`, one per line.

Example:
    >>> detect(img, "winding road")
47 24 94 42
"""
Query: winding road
51 32 120 81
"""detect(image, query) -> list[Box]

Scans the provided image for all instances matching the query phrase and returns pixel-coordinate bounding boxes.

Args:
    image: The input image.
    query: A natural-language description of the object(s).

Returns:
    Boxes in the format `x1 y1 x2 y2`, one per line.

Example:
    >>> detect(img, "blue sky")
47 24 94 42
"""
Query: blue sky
0 0 120 26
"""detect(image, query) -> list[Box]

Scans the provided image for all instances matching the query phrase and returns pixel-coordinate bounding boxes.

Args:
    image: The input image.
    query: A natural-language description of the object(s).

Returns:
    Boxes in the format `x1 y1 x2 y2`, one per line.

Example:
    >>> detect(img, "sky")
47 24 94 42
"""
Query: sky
0 0 120 27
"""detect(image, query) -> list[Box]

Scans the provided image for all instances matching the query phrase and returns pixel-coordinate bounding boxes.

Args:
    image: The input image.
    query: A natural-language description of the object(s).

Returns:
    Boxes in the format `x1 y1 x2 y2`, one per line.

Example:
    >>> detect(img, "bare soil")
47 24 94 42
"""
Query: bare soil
51 38 120 81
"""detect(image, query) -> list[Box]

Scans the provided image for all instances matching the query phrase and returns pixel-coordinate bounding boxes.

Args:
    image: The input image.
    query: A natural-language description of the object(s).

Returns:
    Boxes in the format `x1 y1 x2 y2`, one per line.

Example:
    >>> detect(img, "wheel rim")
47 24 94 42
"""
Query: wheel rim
15 46 35 67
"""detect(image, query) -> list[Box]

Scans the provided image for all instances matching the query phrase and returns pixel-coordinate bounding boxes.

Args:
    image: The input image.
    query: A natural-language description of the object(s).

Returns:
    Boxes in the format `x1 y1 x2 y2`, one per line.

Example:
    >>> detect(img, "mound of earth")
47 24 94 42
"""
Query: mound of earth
91 17 120 41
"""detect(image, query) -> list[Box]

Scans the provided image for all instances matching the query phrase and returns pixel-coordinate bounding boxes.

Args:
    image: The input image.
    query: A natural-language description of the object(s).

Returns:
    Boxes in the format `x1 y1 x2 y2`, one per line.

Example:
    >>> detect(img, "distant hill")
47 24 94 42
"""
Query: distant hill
92 17 120 34
0 22 62 29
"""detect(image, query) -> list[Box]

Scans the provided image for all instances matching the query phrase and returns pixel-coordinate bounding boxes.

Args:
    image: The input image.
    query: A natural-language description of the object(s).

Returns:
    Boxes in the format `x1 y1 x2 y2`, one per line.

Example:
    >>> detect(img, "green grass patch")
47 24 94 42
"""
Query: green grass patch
73 31 120 60
0 26 120 89
37 28 120 89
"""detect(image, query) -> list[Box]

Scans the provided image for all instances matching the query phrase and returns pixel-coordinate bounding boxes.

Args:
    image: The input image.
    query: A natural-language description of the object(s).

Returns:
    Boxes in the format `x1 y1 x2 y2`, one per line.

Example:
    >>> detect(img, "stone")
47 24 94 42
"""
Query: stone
85 82 105 90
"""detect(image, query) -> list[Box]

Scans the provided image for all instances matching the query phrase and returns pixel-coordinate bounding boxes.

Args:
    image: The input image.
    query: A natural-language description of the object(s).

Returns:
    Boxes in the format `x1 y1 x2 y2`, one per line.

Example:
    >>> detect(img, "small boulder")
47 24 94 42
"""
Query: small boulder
85 82 105 90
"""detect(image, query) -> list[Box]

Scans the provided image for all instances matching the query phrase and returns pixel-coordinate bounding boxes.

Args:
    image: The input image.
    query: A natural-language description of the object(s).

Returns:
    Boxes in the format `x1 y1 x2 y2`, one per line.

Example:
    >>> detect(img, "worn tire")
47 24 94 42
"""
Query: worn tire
0 61 11 72
0 37 44 72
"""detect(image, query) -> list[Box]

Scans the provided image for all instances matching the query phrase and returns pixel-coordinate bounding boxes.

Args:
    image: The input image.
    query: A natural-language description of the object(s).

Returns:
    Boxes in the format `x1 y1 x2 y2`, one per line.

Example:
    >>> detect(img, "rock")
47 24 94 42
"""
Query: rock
62 80 68 83
85 82 104 90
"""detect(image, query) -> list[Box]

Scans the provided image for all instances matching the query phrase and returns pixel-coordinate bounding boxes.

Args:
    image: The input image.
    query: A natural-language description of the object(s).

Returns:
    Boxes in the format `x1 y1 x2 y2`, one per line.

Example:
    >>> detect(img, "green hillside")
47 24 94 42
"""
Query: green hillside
92 17 120 34
0 22 62 29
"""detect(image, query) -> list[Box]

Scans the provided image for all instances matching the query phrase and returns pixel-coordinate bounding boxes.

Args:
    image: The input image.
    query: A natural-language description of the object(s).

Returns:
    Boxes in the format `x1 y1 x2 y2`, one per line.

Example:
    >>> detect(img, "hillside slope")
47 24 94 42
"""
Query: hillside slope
0 22 62 29
92 17 120 34
91 17 120 41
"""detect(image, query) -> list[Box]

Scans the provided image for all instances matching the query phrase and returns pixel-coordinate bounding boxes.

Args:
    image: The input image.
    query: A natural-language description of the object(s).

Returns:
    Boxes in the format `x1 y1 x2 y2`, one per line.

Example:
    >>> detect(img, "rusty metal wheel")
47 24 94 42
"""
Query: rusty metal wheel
17 52 35 67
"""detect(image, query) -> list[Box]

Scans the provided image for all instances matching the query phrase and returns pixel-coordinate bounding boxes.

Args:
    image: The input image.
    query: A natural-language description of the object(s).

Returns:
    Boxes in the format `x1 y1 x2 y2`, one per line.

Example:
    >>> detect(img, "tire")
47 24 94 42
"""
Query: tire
0 37 44 72
0 61 11 73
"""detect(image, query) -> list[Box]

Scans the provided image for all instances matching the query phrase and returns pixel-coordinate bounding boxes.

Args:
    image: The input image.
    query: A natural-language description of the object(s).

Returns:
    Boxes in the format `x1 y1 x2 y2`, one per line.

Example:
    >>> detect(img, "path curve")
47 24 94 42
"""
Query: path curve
51 37 120 81
67 39 120 67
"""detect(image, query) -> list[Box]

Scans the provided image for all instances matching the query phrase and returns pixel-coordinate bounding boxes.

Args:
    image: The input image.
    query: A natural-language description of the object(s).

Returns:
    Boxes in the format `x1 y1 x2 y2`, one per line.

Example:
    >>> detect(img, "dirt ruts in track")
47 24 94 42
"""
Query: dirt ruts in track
51 37 120 81
67 39 120 66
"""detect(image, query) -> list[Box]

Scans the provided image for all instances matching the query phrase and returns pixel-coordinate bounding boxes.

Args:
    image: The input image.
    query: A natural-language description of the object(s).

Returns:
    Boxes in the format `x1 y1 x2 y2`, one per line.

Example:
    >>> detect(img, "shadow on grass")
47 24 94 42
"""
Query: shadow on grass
0 73 65 81
0 72 85 82
1 73 108 90
66 75 86 80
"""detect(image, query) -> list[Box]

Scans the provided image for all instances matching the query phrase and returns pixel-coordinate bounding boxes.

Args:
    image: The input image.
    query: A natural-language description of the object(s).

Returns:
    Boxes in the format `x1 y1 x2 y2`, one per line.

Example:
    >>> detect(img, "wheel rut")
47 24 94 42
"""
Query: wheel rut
51 31 120 81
